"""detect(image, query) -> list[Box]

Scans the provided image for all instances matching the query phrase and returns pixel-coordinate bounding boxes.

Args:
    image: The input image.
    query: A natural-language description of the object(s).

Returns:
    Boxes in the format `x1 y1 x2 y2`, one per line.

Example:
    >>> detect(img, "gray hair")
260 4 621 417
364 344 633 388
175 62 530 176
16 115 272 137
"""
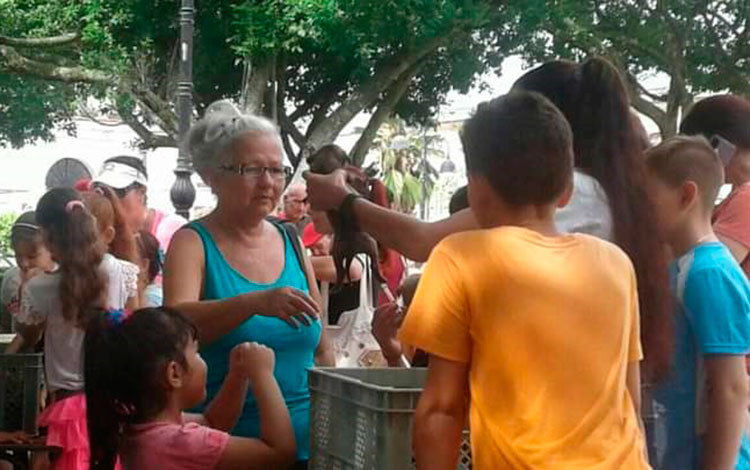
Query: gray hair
187 99 281 172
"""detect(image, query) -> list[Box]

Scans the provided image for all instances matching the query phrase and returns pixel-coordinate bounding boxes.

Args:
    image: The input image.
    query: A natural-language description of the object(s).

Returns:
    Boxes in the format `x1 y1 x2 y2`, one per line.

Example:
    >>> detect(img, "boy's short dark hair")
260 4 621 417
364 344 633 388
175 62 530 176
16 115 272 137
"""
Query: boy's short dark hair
680 95 750 150
645 136 724 210
461 91 574 206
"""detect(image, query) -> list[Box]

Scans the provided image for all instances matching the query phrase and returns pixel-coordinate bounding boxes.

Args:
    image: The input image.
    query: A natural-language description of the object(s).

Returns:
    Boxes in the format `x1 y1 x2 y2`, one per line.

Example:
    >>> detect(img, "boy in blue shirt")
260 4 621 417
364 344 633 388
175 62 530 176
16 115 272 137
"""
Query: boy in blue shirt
645 135 750 470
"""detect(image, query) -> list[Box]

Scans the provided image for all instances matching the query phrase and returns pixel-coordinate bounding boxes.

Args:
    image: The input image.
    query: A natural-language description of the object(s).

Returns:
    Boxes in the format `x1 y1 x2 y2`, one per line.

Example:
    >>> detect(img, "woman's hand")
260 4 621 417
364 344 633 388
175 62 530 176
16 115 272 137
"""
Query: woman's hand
303 170 352 211
372 303 405 364
253 287 320 328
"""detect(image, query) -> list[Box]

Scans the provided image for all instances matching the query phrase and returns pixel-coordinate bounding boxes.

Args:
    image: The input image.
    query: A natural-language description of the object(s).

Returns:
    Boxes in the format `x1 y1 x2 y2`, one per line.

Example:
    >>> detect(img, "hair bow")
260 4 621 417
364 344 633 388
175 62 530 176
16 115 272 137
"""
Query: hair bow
203 100 244 144
106 308 132 327
65 200 85 213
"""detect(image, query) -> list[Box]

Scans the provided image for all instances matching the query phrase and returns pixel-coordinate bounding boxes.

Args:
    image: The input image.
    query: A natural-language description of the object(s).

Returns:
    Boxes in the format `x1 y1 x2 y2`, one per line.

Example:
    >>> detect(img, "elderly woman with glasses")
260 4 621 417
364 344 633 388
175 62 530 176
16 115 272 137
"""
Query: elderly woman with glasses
164 100 334 468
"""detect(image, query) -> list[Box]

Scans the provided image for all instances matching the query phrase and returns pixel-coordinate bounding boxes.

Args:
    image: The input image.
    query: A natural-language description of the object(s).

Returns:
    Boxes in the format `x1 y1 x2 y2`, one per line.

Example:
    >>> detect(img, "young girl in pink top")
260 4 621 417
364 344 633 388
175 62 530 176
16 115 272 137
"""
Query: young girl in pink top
84 307 296 470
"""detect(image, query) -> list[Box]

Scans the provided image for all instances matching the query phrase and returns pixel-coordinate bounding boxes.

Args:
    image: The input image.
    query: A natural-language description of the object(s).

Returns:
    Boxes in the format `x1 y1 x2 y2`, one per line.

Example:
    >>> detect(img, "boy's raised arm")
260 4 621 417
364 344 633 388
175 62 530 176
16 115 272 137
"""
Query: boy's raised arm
701 355 749 470
304 170 478 262
413 356 470 470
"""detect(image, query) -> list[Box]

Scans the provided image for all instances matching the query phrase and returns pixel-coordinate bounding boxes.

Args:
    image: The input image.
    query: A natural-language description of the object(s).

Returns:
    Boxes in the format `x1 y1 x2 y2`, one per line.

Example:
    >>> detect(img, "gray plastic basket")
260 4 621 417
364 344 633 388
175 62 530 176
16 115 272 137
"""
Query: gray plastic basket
309 368 471 470
0 353 44 434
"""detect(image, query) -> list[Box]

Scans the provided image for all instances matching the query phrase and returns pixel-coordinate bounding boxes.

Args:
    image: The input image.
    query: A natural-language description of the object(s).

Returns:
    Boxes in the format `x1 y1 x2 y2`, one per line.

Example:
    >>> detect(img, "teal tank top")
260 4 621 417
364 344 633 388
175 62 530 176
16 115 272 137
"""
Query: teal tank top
188 221 321 460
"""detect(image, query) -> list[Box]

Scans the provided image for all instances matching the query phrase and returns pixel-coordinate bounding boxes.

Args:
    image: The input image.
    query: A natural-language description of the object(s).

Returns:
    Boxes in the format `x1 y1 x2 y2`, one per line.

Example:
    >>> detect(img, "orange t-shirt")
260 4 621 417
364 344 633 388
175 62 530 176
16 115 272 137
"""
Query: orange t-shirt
713 183 750 276
399 226 648 470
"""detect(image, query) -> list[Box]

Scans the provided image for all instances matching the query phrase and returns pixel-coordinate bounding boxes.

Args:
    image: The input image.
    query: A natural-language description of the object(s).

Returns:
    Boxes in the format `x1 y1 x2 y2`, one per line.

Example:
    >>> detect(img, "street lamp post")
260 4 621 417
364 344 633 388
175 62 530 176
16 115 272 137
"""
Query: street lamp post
170 0 196 219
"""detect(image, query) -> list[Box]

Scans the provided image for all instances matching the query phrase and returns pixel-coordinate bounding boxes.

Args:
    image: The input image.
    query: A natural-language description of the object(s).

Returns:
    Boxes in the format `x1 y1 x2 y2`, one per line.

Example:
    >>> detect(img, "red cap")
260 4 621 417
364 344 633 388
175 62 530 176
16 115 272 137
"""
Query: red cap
302 223 324 248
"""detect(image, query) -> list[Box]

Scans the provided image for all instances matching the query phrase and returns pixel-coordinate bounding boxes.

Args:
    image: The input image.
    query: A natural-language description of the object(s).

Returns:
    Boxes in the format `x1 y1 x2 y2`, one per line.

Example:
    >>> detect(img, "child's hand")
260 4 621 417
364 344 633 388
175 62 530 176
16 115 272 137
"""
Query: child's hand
0 430 31 444
372 303 404 363
230 342 276 382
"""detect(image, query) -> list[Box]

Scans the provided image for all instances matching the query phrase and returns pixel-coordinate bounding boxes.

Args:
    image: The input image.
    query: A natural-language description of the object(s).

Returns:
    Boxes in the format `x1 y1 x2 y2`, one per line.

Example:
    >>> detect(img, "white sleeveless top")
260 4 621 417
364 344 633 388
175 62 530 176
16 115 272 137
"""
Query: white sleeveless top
556 170 614 242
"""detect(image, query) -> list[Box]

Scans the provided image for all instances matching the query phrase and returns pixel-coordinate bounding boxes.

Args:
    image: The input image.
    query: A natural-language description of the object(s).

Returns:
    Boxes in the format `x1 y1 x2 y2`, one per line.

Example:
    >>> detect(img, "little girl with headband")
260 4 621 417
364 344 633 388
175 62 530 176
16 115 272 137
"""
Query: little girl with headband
13 188 140 469
1 211 55 341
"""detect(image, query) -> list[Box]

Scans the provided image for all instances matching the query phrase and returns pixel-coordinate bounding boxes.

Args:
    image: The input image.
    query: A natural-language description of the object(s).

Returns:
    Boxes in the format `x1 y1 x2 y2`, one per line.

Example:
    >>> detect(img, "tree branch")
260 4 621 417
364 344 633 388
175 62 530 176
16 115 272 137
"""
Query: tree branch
280 128 300 169
305 35 445 153
277 57 307 157
0 33 80 48
634 80 667 102
289 88 338 122
623 69 669 133
305 97 337 139
350 60 424 167
241 59 272 114
0 44 112 84
118 105 177 148
78 105 125 127
1 42 181 143
279 107 305 148
126 85 179 138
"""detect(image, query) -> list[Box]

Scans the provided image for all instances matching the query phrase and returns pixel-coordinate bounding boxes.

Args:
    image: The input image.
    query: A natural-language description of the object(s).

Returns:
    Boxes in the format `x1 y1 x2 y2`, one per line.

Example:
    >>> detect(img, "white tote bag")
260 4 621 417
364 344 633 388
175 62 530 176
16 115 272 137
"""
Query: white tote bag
321 258 386 367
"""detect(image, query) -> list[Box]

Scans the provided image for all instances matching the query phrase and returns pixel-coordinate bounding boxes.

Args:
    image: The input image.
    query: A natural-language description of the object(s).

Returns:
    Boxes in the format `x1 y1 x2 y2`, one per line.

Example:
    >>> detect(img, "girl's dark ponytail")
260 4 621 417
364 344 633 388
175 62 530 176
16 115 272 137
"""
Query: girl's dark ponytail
515 57 674 381
84 307 199 469
575 57 673 381
85 312 122 470
35 188 107 325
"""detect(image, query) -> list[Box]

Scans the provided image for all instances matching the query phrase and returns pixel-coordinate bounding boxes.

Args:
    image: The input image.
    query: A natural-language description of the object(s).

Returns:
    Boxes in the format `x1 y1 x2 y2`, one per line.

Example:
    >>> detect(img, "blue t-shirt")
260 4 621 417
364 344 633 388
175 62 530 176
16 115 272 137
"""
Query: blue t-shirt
188 221 321 460
649 242 750 470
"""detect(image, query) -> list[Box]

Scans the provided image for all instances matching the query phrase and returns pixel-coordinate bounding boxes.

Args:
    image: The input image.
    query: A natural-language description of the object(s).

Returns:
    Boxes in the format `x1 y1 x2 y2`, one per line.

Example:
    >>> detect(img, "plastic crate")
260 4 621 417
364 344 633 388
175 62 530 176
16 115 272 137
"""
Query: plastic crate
309 368 471 470
0 353 43 434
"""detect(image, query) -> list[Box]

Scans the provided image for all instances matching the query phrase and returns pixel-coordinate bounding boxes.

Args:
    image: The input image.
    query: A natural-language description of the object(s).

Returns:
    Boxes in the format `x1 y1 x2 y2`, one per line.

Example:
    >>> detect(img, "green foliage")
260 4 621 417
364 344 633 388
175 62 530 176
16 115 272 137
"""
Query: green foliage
515 0 750 134
0 213 17 267
1 0 520 155
250 0 510 126
371 118 443 214
0 75 78 148
0 0 157 146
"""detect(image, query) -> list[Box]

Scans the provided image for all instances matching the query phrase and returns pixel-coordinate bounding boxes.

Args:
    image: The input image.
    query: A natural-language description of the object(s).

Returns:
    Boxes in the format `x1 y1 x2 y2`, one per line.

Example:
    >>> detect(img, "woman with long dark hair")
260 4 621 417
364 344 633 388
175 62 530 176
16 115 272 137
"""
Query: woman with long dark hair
304 57 672 381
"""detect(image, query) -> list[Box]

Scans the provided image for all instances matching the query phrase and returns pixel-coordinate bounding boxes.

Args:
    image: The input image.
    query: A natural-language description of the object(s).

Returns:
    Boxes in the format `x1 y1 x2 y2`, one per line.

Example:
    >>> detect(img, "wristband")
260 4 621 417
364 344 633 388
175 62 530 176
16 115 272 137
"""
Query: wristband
339 193 364 220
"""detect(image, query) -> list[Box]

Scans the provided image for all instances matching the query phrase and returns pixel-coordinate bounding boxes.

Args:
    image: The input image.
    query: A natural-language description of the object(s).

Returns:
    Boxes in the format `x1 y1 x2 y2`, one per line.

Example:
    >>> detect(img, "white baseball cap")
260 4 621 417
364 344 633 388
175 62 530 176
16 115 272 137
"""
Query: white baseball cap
94 161 148 190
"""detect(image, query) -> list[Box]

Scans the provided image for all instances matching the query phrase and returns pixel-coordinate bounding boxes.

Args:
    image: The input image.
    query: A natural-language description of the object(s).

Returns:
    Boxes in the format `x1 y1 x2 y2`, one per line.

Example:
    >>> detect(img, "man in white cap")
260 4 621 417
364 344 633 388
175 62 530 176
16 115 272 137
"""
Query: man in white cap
94 155 187 252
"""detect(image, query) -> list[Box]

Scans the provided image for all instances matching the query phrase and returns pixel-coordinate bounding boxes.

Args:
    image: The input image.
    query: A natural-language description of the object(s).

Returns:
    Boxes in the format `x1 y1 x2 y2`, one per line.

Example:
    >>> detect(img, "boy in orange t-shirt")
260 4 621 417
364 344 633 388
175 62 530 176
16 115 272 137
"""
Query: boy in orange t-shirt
398 91 650 469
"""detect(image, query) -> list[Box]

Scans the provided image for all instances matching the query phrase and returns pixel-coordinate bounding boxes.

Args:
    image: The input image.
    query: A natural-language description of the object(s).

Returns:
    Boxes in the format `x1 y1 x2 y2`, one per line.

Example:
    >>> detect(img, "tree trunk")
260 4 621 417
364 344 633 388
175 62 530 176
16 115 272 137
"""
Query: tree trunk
349 61 423 167
241 59 272 115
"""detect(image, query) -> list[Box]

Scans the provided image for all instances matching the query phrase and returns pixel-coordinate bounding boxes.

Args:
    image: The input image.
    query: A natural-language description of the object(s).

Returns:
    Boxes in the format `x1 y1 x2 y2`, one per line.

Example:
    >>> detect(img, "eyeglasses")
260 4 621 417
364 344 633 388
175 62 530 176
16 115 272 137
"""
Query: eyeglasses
285 198 308 205
220 165 291 180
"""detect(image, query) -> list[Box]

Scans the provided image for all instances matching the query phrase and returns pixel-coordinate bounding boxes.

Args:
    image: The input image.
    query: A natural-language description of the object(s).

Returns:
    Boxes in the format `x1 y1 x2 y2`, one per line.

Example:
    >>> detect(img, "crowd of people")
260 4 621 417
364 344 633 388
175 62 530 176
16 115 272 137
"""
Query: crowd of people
1 56 750 470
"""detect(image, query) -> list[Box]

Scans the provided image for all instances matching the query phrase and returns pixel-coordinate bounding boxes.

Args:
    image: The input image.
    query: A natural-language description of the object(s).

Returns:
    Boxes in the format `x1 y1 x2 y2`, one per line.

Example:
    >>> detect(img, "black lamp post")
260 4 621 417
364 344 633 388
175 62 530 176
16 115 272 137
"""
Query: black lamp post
170 0 196 219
